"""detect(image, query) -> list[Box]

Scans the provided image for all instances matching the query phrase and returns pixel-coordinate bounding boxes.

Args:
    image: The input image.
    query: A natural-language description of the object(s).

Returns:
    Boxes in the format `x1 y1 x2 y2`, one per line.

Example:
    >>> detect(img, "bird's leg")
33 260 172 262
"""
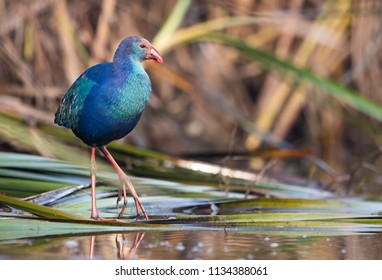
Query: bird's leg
98 146 149 220
90 147 125 222
90 147 99 219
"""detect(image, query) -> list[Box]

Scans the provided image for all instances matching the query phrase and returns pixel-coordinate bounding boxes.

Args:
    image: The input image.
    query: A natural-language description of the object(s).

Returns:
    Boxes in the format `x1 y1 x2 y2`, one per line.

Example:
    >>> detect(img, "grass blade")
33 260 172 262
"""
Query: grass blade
153 0 191 45
206 33 382 121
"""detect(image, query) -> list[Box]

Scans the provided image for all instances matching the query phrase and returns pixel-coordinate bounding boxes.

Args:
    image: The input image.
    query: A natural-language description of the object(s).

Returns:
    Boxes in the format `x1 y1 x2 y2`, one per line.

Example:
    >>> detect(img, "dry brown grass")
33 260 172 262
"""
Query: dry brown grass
1 0 382 193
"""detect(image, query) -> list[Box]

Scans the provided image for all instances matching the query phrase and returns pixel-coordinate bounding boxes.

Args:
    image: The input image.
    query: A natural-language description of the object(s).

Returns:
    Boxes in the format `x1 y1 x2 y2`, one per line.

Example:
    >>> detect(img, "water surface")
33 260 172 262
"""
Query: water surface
1 231 381 260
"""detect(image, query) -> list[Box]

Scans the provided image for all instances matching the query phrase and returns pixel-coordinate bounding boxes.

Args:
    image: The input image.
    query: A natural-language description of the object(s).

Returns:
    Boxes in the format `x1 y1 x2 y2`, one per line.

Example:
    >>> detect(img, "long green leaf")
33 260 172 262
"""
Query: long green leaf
153 0 191 45
156 14 382 121
205 33 382 121
0 194 87 221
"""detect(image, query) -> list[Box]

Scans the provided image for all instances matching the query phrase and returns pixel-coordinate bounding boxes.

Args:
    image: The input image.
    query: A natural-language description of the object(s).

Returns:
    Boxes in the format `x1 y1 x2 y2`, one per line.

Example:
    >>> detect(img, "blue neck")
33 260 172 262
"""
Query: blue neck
113 56 144 78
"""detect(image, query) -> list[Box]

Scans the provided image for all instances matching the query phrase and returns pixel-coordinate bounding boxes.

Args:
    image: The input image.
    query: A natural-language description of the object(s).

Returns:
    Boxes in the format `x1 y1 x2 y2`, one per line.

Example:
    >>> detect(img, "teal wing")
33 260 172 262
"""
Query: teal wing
54 73 97 129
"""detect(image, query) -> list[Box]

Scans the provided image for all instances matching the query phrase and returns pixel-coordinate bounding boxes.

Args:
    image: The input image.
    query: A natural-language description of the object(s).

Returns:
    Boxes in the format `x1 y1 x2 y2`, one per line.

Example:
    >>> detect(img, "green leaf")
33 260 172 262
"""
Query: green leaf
153 0 191 45
0 194 87 221
205 33 382 121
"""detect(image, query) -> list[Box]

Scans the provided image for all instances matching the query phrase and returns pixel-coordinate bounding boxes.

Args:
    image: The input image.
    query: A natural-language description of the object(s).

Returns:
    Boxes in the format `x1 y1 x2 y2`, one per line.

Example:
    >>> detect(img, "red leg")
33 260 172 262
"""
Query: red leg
90 147 99 219
98 145 149 220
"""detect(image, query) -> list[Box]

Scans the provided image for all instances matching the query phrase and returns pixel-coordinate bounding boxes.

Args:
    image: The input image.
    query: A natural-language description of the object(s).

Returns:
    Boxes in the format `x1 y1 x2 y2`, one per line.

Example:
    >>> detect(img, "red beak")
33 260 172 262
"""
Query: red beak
146 46 163 64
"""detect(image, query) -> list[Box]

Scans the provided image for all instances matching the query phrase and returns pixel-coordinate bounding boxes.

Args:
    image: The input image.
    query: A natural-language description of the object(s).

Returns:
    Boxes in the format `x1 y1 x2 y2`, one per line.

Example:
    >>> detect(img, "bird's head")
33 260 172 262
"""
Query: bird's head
114 36 163 64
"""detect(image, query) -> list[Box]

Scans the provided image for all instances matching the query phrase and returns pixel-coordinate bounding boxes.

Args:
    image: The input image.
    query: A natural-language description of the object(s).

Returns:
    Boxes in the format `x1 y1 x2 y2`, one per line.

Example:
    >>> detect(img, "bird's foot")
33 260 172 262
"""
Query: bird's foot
117 176 149 221
116 182 128 209
91 208 100 220
91 215 126 223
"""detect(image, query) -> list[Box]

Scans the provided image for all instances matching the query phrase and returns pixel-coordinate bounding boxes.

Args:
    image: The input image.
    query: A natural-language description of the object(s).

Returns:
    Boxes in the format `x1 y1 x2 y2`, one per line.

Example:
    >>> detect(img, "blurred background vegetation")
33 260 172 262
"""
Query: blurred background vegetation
1 0 382 195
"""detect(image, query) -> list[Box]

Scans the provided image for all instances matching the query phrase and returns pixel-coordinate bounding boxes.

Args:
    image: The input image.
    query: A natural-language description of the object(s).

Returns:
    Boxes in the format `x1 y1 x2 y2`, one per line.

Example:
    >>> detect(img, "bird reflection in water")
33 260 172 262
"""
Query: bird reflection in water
88 232 145 260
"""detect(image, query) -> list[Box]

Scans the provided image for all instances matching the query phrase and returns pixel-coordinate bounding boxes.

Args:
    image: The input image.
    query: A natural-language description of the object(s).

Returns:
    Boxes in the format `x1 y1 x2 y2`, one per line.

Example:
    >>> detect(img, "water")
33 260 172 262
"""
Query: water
1 153 382 260
1 231 382 260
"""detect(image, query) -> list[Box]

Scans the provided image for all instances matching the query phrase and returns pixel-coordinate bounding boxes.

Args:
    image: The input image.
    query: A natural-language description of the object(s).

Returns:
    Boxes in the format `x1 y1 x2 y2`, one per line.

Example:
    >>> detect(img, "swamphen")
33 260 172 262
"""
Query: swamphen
54 36 163 221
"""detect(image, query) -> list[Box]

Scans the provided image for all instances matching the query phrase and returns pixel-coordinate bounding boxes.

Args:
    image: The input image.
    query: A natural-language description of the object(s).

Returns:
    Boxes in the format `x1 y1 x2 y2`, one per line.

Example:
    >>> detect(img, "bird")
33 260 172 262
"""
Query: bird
54 36 163 221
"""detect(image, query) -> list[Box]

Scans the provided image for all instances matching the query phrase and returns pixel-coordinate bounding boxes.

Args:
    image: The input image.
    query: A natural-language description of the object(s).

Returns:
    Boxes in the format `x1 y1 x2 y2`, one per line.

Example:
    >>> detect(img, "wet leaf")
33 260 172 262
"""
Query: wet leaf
0 194 87 221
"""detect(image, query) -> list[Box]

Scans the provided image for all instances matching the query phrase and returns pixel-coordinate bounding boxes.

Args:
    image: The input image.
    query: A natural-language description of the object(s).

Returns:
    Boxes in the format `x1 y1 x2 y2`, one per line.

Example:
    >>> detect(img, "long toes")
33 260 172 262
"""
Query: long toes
117 203 127 219
116 188 122 203
114 177 148 220
116 194 121 208
116 185 128 210
134 197 149 221
116 196 127 207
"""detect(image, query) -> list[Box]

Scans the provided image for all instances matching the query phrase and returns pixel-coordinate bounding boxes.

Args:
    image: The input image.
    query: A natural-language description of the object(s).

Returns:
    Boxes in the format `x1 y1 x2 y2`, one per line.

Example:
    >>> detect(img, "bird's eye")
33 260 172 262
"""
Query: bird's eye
139 44 145 49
